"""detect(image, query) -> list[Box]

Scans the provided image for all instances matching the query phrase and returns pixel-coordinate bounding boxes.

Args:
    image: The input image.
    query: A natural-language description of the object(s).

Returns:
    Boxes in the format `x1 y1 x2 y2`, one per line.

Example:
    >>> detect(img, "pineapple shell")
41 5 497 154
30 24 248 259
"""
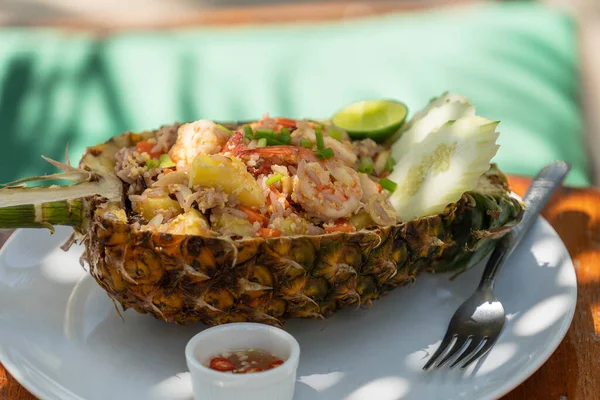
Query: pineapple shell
76 127 524 327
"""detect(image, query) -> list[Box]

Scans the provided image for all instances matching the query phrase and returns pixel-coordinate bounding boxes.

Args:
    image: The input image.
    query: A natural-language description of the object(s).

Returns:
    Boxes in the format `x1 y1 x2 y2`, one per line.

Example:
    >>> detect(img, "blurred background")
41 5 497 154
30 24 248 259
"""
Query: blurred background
0 0 598 187
0 0 489 26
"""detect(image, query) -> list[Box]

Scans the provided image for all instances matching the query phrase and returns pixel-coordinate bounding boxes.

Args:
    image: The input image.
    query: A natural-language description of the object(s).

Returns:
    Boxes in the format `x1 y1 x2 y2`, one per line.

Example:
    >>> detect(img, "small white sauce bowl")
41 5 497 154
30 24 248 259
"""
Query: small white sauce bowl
185 322 300 400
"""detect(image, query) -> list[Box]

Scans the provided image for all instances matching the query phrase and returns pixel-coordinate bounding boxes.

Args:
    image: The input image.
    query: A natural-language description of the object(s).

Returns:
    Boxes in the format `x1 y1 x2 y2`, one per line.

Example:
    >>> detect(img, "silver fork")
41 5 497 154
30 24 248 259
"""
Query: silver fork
423 161 571 371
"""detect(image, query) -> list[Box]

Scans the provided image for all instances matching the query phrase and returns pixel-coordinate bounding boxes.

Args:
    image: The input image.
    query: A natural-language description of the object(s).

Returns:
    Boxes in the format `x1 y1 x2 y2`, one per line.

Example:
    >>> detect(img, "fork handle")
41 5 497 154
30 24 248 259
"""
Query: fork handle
479 161 571 288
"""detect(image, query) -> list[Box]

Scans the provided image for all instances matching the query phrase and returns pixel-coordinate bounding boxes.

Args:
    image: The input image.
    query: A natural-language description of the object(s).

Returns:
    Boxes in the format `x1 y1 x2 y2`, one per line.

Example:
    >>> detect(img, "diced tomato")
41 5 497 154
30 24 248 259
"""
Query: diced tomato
375 183 383 193
226 132 246 156
268 360 284 369
275 118 297 128
258 228 282 238
240 366 264 374
249 161 273 177
379 171 390 179
324 220 356 234
162 168 176 175
135 141 163 158
209 357 234 372
237 205 269 226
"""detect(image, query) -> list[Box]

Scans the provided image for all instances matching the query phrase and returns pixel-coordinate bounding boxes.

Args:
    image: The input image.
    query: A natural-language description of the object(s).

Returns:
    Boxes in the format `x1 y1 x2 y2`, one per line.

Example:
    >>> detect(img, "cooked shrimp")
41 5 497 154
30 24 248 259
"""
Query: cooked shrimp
292 160 362 221
168 120 230 168
292 123 357 166
253 113 278 130
358 173 397 226
358 173 381 201
366 194 397 226
238 146 317 163
233 145 318 176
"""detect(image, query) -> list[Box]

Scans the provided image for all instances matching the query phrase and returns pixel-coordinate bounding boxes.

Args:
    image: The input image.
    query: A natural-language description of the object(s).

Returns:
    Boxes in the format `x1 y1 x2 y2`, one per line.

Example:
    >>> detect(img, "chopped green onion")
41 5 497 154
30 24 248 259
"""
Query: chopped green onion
159 154 176 168
215 124 232 135
327 128 344 141
266 174 284 186
277 133 292 145
243 125 254 139
315 126 325 150
254 131 275 144
384 155 396 173
146 159 160 169
257 138 267 148
315 147 335 160
255 129 277 135
254 129 291 146
280 127 290 135
358 156 375 174
379 178 398 193
300 139 313 148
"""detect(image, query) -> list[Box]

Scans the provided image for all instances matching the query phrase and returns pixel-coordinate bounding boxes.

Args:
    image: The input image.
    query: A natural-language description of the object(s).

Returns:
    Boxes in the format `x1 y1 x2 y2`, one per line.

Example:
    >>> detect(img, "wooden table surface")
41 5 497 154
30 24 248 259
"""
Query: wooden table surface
0 175 599 399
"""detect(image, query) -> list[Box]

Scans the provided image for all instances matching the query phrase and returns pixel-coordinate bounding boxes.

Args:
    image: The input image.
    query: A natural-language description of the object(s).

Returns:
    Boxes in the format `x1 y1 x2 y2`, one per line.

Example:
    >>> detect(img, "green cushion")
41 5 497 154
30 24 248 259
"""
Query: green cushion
0 2 589 186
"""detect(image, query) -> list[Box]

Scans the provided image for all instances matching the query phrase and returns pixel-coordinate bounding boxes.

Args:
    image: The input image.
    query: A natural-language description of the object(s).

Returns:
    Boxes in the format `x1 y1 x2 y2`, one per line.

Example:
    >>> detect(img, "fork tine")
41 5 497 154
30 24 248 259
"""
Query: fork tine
435 336 470 368
423 330 455 371
460 336 497 369
449 337 484 369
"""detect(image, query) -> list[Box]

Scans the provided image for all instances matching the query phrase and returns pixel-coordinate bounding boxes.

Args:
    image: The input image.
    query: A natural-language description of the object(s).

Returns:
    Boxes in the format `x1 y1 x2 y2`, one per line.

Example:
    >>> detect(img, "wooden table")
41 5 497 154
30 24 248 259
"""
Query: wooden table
0 175 599 399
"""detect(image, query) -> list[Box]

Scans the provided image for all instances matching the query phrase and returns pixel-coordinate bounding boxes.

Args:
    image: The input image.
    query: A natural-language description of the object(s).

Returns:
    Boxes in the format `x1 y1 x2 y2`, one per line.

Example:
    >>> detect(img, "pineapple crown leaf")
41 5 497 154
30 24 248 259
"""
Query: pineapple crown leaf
63 143 72 169
2 171 92 188
1 155 94 189
41 155 91 176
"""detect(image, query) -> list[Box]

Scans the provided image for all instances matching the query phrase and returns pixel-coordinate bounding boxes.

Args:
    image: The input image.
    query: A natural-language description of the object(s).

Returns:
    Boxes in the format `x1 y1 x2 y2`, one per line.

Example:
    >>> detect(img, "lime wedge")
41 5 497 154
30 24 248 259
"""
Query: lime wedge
331 99 408 143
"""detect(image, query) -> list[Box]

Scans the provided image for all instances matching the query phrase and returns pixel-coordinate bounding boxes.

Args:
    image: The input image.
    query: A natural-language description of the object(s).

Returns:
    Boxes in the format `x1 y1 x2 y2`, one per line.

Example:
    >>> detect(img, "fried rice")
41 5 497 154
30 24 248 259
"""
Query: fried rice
114 115 399 238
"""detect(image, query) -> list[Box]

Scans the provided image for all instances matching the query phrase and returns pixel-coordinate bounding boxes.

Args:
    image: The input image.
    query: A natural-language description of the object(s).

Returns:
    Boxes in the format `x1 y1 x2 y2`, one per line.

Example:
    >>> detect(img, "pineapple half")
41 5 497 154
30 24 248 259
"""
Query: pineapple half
0 126 523 327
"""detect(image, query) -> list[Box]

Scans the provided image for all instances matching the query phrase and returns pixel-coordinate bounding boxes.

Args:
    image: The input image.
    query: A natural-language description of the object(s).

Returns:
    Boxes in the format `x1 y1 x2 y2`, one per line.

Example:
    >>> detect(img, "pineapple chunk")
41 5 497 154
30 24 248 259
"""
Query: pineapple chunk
211 213 255 237
349 212 375 230
271 214 309 235
134 196 182 222
188 155 265 208
164 209 211 235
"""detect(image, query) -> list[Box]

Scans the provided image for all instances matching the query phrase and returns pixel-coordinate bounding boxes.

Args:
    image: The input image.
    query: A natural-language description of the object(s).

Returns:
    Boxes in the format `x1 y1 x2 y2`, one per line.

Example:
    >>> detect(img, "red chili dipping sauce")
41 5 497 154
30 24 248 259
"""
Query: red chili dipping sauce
207 349 284 374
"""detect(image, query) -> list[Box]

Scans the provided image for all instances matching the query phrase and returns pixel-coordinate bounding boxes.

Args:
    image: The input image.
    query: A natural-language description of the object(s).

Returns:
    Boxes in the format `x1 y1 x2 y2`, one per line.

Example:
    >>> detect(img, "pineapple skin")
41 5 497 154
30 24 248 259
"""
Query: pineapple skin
78 125 524 327
85 169 523 327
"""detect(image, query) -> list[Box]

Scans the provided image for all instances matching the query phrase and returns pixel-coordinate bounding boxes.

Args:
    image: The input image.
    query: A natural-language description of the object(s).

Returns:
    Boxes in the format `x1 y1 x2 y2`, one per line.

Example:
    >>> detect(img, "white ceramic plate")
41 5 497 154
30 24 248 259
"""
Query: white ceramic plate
0 217 576 400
